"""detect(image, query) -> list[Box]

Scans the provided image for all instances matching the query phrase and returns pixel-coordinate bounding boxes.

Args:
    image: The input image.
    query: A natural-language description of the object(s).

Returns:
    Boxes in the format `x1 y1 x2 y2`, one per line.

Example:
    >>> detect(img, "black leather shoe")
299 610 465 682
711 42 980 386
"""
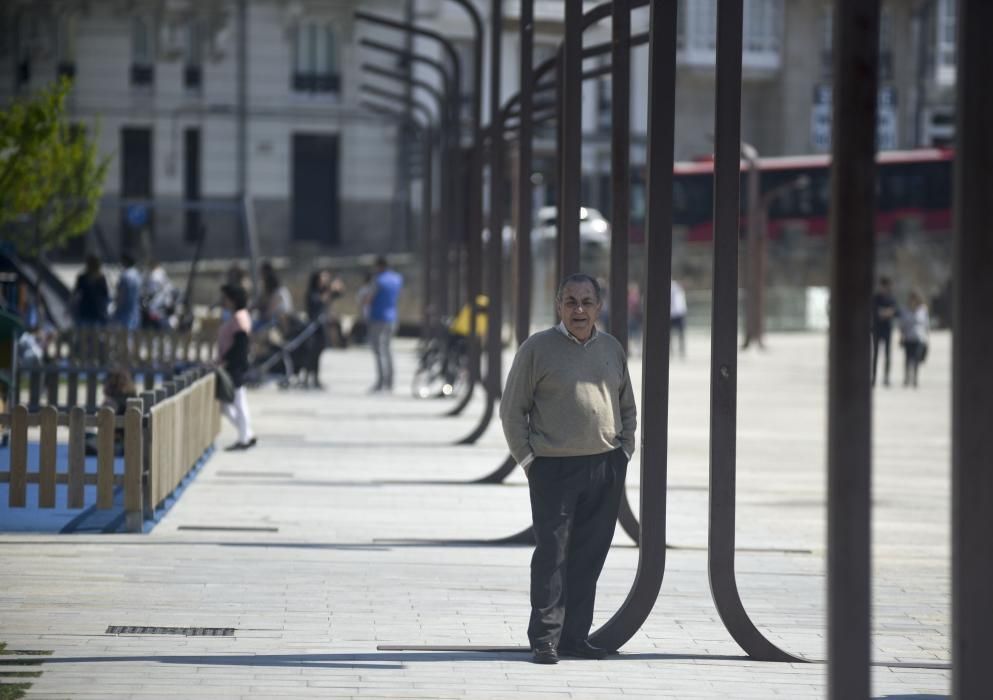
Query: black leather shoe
531 643 558 665
558 640 608 660
224 437 257 451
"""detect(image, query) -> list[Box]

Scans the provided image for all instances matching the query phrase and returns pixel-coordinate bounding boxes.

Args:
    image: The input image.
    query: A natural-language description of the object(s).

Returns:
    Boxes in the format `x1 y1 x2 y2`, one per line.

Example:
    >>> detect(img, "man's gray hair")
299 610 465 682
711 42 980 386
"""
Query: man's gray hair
556 273 603 303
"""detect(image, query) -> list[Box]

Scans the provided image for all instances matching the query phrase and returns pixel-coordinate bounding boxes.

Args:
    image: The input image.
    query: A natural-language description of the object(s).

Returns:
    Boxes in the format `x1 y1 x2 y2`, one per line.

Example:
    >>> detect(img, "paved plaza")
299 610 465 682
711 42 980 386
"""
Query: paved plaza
0 330 952 698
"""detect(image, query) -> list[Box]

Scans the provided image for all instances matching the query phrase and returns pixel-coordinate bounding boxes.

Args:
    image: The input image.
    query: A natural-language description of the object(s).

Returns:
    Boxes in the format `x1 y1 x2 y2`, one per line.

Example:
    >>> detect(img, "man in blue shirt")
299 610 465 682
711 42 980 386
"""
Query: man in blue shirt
368 256 403 392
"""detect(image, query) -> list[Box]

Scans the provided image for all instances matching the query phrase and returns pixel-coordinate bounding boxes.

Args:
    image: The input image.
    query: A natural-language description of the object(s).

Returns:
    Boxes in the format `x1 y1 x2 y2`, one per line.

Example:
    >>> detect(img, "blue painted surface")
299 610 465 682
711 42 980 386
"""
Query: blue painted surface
0 442 215 534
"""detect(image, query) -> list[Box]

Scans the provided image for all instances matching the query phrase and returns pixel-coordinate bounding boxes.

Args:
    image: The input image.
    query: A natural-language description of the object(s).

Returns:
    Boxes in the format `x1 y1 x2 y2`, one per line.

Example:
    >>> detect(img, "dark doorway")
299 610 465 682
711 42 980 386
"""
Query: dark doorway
120 127 153 255
292 133 339 245
184 128 201 242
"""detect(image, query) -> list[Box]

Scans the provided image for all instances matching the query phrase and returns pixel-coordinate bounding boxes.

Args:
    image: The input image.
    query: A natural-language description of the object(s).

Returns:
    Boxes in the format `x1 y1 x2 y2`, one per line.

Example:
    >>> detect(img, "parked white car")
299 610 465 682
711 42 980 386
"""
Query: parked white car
532 206 611 248
486 206 612 251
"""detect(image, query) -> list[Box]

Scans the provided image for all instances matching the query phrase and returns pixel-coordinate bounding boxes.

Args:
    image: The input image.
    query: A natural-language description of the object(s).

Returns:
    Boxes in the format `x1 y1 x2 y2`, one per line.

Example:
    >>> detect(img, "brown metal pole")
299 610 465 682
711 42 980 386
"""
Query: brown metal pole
610 0 630 350
515 0 534 347
442 0 485 418
486 0 504 399
952 1 993 696
610 0 641 545
560 0 582 277
452 0 503 444
826 2 879 698
707 0 803 662
589 0 675 652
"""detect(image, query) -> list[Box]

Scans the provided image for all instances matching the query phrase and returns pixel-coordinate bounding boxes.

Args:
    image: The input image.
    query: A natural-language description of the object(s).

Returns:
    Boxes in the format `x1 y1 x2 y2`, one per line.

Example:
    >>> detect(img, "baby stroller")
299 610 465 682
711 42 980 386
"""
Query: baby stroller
245 313 325 388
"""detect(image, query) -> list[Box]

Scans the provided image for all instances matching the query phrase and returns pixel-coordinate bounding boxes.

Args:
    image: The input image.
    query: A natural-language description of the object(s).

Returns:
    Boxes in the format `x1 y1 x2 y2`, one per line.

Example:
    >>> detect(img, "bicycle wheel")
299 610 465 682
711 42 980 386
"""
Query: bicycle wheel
411 342 446 398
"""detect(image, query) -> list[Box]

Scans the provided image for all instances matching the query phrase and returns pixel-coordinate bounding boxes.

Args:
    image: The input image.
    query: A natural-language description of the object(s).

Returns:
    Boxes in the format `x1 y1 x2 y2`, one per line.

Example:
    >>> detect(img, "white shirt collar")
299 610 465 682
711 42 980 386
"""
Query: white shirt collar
556 321 599 346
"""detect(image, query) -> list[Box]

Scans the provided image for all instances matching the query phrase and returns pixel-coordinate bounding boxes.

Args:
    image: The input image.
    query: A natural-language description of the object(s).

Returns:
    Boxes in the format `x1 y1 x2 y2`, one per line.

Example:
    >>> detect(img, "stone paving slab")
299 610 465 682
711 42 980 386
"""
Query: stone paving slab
0 331 951 698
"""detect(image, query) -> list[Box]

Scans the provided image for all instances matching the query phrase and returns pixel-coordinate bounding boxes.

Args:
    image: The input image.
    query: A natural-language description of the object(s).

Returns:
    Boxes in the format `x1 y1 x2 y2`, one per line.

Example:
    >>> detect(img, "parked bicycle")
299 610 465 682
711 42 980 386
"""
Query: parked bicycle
412 295 487 399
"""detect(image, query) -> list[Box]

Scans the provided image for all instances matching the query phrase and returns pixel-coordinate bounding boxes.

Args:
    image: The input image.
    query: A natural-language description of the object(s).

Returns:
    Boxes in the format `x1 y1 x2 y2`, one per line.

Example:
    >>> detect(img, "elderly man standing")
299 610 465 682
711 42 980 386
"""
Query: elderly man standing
500 273 637 665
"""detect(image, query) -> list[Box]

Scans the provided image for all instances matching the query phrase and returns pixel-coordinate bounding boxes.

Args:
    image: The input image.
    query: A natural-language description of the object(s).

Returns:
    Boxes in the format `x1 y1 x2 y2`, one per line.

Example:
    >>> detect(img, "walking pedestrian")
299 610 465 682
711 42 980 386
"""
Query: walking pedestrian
141 259 178 330
500 273 637 665
71 254 110 326
256 261 294 331
111 253 142 330
871 276 897 387
900 290 930 389
217 284 257 450
367 257 403 393
304 269 332 390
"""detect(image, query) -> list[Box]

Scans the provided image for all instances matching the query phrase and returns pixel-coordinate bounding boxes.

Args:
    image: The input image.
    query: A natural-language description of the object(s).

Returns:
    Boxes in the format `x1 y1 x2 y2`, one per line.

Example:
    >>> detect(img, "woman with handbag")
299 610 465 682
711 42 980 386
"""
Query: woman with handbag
217 283 257 450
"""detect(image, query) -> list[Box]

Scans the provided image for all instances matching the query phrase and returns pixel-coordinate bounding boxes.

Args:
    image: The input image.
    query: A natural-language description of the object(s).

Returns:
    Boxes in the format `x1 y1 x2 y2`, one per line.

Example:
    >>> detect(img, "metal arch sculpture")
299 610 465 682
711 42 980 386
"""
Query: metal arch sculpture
451 0 500 445
440 0 487 424
354 11 487 430
469 4 649 543
358 39 457 328
951 3 993 694
360 69 451 334
588 0 675 652
380 2 992 675
706 0 805 665
359 102 437 326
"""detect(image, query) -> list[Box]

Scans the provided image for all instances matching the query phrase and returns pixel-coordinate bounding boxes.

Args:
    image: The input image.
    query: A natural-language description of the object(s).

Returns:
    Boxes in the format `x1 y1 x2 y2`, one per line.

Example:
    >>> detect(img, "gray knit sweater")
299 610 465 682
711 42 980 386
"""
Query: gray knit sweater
500 325 637 470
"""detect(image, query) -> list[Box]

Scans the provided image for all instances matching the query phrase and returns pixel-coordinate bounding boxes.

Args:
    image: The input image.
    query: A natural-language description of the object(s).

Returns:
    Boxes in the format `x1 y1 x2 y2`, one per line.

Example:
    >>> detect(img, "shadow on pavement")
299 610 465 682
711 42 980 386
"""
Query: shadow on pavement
34 650 763 668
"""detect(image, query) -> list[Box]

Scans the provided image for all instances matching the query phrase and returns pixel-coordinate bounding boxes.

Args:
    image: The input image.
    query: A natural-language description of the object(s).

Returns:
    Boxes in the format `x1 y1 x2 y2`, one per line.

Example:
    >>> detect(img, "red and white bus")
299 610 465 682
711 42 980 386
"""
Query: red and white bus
625 148 954 243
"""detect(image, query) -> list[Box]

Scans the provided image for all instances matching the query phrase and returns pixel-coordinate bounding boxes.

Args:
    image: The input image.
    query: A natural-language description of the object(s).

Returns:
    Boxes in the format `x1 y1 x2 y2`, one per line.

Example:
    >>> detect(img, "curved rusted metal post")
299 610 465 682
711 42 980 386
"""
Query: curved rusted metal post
588 0 675 652
354 11 484 424
454 0 503 445
441 0 486 420
360 102 437 335
361 67 451 339
607 0 643 546
359 39 456 326
470 2 644 546
470 0 533 484
952 3 993 696
707 0 804 664
827 1 880 696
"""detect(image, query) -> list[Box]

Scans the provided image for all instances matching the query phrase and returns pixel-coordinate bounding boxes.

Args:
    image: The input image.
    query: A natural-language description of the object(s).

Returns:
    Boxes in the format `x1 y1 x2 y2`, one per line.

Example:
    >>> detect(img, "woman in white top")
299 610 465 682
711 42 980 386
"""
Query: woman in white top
900 291 930 388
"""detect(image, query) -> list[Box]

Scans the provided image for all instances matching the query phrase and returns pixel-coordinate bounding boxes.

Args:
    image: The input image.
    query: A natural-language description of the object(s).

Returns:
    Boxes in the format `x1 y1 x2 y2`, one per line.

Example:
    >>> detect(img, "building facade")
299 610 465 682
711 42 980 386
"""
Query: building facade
1 0 407 262
0 0 958 263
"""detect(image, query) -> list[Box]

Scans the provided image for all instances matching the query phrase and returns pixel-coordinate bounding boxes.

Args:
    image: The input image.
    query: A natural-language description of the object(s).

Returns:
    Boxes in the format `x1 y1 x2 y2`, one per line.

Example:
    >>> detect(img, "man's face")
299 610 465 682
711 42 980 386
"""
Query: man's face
557 280 601 341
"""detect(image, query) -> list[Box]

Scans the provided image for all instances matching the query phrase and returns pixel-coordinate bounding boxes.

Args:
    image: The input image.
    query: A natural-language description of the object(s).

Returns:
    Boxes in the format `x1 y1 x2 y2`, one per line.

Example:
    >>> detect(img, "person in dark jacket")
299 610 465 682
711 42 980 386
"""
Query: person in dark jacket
217 284 256 450
72 254 110 326
304 269 331 389
871 276 898 387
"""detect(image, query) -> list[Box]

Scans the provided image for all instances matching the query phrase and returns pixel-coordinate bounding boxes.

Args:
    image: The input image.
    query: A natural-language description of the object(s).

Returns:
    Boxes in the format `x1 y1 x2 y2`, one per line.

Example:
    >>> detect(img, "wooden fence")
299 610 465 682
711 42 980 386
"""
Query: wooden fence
0 367 220 532
147 370 220 510
11 365 180 412
47 326 218 368
10 322 222 412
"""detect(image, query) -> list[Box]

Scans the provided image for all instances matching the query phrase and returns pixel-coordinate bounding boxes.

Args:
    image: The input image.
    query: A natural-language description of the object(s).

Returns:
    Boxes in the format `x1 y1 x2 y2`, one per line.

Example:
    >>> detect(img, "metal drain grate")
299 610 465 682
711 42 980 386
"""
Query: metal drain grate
106 626 234 636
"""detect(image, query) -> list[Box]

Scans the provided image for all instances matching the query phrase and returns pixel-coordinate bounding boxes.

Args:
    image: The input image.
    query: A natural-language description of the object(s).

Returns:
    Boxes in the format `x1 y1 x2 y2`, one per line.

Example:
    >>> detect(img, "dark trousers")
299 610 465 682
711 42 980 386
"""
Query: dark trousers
903 339 924 387
527 448 627 649
871 329 891 386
